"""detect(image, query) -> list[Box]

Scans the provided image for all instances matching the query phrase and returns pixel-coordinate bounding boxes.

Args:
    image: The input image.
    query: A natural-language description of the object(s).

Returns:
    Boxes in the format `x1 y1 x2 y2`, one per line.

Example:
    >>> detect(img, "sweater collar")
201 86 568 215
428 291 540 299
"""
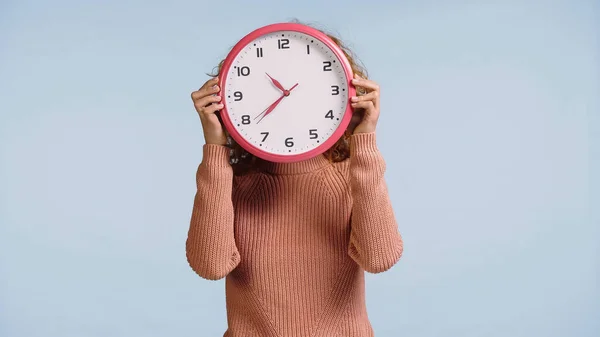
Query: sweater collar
259 154 332 175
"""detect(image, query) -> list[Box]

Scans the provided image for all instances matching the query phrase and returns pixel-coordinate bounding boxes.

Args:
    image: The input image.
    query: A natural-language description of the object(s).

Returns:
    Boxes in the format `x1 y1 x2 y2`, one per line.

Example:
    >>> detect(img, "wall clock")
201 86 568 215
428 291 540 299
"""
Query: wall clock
218 23 356 163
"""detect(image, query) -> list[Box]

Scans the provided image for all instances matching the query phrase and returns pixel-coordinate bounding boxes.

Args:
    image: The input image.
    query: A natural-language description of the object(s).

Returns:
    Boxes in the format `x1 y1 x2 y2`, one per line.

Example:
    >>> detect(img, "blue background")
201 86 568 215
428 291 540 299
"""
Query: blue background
1 0 598 336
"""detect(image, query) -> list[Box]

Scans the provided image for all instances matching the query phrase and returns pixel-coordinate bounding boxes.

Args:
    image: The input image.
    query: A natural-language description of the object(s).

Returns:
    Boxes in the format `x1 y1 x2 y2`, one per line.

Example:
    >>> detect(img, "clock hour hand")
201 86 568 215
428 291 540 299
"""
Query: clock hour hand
266 73 286 92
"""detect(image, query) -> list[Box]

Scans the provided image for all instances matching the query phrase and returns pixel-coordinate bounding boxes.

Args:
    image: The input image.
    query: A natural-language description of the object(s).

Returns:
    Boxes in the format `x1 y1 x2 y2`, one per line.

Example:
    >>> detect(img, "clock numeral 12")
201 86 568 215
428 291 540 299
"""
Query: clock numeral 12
278 39 290 49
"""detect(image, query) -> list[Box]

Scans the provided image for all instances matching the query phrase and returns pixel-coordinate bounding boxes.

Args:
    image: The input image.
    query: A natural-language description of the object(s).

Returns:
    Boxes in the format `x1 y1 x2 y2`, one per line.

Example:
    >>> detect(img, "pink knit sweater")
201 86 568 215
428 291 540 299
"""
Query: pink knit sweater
186 132 403 337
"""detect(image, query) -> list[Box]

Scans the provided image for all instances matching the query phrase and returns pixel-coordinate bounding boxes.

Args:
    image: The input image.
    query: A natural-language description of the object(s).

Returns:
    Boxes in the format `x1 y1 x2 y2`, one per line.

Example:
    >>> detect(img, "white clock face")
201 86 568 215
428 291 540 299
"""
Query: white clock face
223 30 350 157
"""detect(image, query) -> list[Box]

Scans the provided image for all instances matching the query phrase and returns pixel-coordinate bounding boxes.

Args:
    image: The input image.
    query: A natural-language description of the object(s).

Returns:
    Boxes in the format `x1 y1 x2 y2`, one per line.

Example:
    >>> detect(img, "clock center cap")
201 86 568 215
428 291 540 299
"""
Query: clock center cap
283 90 290 97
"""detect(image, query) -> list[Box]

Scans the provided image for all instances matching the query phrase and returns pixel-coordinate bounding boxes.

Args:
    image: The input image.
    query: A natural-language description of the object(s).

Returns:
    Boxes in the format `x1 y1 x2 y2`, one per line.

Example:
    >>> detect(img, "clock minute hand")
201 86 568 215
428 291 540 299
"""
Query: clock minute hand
255 94 285 124
286 83 299 93
255 83 299 124
259 83 299 121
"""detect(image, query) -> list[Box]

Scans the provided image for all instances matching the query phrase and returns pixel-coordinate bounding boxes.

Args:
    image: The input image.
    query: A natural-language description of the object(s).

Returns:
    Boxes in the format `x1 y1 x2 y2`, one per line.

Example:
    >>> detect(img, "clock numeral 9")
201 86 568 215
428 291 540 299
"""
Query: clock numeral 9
236 66 250 76
260 132 269 142
233 91 243 101
323 61 332 71
278 39 290 49
241 115 251 125
285 137 294 147
309 129 318 139
325 110 334 119
331 85 340 95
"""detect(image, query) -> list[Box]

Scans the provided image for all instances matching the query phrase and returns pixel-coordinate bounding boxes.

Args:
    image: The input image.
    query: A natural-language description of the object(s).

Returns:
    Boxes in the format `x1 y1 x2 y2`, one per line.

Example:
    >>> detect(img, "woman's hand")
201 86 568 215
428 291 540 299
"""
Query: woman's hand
191 77 227 145
349 74 381 134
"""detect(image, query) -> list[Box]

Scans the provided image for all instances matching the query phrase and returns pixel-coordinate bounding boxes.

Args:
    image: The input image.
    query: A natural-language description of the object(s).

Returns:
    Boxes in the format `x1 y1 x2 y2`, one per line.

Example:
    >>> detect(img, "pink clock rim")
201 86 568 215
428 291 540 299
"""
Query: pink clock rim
218 22 357 163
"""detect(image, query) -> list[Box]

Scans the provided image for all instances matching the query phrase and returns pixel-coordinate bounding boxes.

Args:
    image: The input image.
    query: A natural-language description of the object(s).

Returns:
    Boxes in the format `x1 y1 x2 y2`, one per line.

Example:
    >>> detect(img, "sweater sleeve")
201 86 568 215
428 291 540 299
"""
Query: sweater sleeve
347 132 403 273
186 144 240 280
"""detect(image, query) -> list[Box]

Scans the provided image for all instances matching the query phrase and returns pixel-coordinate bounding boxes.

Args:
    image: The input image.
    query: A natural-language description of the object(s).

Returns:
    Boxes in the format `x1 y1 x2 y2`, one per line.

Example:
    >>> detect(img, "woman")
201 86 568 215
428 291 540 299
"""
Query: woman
186 25 403 337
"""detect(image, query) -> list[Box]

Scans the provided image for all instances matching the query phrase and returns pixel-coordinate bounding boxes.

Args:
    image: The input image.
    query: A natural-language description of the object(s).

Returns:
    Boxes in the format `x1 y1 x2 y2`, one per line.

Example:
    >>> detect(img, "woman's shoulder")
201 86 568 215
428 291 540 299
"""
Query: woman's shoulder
330 156 351 179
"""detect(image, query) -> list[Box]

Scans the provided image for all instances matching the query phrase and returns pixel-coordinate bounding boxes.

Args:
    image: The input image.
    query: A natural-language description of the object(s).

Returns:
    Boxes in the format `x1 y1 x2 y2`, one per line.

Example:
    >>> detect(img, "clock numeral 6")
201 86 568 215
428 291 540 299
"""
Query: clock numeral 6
236 66 250 77
234 91 243 101
309 129 318 139
278 38 290 49
260 132 269 142
285 137 294 147
241 115 251 124
331 85 339 95
323 61 332 71
325 110 334 119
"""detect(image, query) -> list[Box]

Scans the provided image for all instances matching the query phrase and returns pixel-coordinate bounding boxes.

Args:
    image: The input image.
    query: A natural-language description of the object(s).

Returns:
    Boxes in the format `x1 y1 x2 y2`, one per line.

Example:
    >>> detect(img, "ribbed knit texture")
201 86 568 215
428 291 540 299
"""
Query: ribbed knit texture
186 132 403 337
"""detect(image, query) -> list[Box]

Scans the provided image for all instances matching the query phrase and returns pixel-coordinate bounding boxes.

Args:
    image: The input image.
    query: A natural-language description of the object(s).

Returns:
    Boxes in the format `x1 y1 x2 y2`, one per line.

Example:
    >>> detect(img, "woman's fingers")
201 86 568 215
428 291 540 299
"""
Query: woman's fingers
351 91 379 104
351 75 380 92
351 91 378 112
201 102 224 116
191 77 224 119
200 77 219 93
191 77 220 101
350 100 375 110
195 95 222 110
190 77 228 145
351 75 380 110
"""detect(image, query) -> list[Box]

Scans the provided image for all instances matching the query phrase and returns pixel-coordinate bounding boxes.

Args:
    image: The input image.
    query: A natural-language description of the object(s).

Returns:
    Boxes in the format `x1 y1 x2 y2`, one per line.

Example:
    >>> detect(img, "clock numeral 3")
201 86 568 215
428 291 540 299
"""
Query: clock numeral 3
234 91 243 101
241 115 251 124
278 39 290 49
256 48 263 58
331 85 340 95
236 66 250 76
285 137 294 147
309 129 318 139
325 110 334 119
323 61 332 71
260 132 269 142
